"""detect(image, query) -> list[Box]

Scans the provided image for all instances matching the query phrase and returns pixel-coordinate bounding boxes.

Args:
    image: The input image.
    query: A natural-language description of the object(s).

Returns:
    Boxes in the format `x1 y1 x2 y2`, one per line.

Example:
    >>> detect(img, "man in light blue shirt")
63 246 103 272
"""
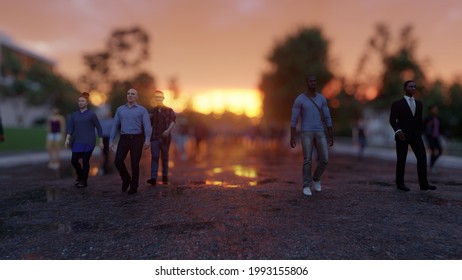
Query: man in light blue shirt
110 88 151 194
290 74 333 197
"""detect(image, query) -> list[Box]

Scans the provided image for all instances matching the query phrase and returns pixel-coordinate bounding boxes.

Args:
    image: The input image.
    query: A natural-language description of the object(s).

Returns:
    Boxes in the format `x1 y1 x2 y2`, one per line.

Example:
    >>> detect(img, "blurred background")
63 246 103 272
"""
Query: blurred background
0 0 461 156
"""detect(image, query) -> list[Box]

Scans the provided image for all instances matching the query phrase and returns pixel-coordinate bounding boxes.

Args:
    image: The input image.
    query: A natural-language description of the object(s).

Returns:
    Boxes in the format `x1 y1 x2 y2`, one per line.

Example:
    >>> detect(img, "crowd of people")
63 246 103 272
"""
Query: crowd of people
0 74 448 196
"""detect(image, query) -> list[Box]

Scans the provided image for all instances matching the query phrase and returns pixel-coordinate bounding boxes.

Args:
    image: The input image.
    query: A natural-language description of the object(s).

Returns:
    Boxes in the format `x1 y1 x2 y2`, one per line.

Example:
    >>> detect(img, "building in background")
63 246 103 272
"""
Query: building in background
0 33 55 127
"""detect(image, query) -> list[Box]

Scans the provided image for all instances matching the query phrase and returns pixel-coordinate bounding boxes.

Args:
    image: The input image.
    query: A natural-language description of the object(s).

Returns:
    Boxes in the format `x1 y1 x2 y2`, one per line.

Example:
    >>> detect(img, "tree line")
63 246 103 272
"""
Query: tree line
1 23 460 140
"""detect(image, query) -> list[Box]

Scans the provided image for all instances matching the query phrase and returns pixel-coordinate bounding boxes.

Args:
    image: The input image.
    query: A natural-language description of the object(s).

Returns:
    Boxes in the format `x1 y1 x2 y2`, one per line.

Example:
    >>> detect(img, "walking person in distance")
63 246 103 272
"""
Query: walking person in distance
109 88 151 195
389 80 436 192
290 74 334 196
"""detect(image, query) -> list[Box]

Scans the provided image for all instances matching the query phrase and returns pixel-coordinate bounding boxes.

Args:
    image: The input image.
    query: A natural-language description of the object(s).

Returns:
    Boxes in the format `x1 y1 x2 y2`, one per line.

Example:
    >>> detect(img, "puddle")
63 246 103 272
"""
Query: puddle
4 187 68 205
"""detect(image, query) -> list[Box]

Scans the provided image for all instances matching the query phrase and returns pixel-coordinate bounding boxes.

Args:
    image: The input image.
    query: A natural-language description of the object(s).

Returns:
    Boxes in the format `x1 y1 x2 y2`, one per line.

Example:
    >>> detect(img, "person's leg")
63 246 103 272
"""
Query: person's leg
79 149 94 187
395 140 408 187
410 137 430 188
313 131 329 183
114 137 131 186
71 152 83 183
128 136 144 191
428 137 442 168
300 132 314 191
160 138 171 182
102 137 110 173
150 140 160 181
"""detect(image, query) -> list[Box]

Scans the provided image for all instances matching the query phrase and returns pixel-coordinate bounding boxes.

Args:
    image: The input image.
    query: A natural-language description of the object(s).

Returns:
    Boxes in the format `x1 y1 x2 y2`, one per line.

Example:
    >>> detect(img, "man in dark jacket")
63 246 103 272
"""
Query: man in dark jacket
389 80 436 191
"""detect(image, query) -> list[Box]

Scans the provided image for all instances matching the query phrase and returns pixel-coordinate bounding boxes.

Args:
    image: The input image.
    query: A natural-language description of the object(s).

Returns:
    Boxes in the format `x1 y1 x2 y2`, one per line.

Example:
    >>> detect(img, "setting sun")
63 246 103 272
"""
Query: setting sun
190 88 263 118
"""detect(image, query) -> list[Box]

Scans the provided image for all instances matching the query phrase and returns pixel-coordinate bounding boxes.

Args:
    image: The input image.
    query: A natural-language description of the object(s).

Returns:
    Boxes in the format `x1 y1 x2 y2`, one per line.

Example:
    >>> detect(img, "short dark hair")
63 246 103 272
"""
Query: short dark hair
403 80 415 89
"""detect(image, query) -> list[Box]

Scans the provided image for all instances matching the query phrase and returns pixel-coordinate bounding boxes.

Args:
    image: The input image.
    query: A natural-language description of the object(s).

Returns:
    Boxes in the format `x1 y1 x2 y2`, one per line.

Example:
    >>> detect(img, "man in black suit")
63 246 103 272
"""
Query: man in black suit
389 80 436 192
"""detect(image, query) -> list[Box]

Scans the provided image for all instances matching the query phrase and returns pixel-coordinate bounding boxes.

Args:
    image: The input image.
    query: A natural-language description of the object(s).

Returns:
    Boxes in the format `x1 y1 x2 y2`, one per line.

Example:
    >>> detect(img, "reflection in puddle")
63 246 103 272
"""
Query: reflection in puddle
233 165 257 178
46 188 65 202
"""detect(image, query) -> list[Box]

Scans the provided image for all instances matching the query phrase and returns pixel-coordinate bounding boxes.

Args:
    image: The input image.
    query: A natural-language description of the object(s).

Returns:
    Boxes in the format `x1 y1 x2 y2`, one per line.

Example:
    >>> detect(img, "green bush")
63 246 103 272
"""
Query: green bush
0 127 47 151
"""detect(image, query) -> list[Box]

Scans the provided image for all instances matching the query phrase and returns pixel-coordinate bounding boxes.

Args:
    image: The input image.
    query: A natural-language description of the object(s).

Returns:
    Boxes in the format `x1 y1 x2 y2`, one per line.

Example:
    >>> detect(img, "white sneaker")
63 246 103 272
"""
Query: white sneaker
303 187 312 196
313 180 322 192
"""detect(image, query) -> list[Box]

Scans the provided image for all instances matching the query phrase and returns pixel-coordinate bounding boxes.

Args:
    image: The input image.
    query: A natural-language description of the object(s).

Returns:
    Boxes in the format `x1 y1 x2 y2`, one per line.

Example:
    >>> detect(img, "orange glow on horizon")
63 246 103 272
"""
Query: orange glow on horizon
191 88 263 118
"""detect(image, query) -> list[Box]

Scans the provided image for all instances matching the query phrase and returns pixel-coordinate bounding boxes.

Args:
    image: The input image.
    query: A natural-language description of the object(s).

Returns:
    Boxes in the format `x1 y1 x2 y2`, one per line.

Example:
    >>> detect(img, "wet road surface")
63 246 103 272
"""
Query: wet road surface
1 139 462 259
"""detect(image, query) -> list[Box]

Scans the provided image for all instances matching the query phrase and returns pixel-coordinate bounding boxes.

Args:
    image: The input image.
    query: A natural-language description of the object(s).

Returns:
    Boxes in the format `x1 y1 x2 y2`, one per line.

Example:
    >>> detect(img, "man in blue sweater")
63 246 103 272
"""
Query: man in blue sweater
290 74 334 196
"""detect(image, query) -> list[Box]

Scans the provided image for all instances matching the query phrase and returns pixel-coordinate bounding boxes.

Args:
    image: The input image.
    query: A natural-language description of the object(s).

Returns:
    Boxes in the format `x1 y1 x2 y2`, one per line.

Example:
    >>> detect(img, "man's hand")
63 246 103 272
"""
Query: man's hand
396 131 406 141
290 137 296 148
110 143 116 153
144 141 150 150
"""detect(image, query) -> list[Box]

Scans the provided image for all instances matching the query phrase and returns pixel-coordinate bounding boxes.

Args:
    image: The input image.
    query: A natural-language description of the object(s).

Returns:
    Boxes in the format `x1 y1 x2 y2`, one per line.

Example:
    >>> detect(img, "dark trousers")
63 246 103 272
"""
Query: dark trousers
395 136 429 187
426 136 442 168
71 150 94 183
150 138 171 179
114 134 144 188
102 137 110 173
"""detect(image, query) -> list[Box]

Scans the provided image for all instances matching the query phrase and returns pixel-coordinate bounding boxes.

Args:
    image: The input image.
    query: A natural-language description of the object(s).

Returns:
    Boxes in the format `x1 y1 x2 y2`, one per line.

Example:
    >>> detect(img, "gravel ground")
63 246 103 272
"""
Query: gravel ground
1 141 461 260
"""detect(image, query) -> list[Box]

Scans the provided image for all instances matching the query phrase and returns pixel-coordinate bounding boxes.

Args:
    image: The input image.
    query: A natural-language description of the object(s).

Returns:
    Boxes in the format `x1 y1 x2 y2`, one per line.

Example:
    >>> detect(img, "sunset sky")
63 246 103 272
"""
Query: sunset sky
1 0 461 94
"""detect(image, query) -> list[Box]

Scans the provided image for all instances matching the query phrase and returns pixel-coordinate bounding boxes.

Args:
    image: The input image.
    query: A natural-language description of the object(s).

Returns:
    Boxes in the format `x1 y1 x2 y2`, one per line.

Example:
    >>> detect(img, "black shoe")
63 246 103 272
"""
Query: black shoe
74 177 83 186
76 181 87 188
397 185 410 192
421 185 437 190
147 178 157 185
162 176 168 184
127 188 137 195
122 176 131 192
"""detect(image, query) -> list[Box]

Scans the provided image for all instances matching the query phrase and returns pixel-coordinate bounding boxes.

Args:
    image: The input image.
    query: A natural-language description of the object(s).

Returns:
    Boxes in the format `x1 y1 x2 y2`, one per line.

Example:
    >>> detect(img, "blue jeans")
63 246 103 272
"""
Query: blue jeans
150 138 171 179
300 131 329 188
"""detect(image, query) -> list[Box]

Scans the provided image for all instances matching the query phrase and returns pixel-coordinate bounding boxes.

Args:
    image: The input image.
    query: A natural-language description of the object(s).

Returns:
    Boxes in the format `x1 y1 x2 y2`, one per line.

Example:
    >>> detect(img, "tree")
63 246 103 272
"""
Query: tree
25 63 79 113
0 51 78 124
259 27 333 123
78 26 151 103
359 23 427 108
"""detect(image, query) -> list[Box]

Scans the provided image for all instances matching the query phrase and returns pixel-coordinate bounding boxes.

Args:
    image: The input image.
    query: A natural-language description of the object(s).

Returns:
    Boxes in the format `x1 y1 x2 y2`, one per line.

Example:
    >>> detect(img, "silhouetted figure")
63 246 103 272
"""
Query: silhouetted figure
290 74 334 197
65 92 103 188
46 107 66 169
174 113 190 161
0 113 4 142
99 111 114 174
353 117 367 159
109 88 151 195
424 105 443 173
389 80 436 192
147 90 176 186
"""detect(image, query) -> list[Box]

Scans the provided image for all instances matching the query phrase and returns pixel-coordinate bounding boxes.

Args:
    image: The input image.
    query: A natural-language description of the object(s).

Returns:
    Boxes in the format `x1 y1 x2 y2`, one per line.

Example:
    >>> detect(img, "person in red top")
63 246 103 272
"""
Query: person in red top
147 90 176 185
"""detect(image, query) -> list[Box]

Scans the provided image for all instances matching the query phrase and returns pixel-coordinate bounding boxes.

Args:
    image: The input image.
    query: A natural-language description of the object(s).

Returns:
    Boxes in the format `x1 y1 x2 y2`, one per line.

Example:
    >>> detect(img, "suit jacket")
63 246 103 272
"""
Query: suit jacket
389 97 425 141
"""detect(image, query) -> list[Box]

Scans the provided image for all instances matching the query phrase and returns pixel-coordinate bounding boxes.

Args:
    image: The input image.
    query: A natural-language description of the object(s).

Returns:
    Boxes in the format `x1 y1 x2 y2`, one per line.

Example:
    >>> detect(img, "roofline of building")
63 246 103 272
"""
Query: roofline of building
0 33 55 66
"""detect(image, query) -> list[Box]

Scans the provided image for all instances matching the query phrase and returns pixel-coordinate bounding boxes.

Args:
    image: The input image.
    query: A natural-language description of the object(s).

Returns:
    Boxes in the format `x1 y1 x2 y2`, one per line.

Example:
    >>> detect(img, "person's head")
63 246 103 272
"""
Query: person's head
305 74 317 92
78 92 90 109
153 90 165 106
51 107 60 115
126 88 139 104
428 105 439 115
403 80 416 96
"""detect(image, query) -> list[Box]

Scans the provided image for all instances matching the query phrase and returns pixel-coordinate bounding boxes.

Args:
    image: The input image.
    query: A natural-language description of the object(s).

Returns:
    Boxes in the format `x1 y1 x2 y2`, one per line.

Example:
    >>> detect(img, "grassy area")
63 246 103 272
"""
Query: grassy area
0 127 48 152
